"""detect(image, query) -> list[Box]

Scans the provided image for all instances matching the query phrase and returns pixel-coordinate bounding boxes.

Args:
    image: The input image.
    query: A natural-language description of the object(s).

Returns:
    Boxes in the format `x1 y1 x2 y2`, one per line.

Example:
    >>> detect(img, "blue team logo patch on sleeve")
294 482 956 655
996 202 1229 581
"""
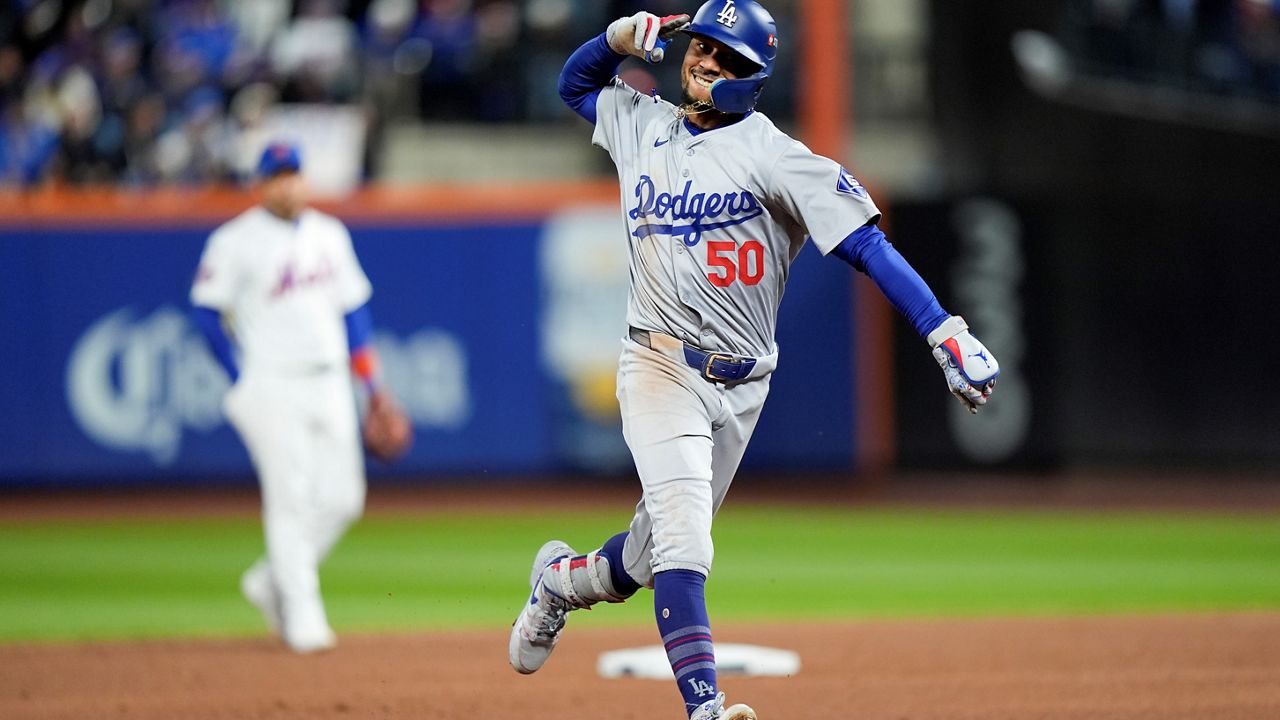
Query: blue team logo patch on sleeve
836 168 867 197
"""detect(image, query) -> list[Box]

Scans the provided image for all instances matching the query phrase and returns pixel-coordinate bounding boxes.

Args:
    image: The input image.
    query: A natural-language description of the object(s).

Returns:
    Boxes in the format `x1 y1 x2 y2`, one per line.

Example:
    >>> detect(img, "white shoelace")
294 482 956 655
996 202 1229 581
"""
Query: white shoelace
525 586 569 644
691 692 726 720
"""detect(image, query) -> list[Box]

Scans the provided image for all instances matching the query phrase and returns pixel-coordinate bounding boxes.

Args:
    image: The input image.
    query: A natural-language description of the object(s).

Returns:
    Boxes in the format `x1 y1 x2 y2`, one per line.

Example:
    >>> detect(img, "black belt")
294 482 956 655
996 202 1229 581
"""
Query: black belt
628 326 758 383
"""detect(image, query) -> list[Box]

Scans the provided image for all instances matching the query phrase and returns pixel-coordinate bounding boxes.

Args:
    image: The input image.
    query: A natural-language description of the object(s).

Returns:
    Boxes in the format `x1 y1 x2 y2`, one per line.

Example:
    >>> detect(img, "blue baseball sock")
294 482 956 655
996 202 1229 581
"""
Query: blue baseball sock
654 569 718 717
597 531 642 597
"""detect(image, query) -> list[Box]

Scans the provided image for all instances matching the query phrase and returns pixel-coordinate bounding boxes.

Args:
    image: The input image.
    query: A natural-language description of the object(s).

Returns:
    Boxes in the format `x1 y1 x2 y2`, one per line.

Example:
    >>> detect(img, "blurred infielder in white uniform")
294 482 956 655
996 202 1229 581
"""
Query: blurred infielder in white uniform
190 142 405 653
509 2 1000 718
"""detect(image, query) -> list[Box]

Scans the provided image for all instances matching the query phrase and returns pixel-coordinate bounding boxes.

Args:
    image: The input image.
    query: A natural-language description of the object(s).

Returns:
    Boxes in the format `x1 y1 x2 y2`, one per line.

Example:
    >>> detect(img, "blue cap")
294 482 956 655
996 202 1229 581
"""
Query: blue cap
257 142 302 177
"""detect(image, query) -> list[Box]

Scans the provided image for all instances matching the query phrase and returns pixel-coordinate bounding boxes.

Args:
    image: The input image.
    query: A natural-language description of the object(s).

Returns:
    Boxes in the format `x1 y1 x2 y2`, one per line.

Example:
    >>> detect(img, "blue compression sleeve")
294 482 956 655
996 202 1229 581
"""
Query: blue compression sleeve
831 223 951 339
559 33 625 124
190 305 239 382
344 302 374 353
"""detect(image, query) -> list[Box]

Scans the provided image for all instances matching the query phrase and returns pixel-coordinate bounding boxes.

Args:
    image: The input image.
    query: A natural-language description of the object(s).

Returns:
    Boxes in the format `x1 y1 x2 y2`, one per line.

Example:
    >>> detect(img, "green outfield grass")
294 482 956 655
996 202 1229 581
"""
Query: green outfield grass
1 504 1278 643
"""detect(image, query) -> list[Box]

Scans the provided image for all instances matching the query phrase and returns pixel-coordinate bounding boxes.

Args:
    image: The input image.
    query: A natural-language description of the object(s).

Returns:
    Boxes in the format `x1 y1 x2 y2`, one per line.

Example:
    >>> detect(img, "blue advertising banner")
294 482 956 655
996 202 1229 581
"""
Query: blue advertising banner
1 209 855 487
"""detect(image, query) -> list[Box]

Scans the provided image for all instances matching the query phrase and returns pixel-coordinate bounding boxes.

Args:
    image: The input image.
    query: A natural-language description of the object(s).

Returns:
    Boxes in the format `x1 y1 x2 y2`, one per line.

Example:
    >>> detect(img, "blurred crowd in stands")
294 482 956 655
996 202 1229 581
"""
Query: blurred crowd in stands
0 0 712 186
1064 0 1280 98
15 0 1271 189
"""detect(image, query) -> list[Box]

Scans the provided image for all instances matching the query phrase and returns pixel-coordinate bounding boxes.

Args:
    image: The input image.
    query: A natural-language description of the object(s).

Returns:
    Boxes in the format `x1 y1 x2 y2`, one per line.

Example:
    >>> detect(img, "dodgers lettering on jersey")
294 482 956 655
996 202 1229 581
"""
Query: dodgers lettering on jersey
629 176 762 247
591 78 881 358
191 207 372 374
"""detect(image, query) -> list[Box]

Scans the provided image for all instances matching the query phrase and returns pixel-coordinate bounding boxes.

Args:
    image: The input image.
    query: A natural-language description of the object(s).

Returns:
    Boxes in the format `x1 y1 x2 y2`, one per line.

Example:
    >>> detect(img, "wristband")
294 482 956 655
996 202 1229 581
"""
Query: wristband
926 315 968 348
351 346 380 392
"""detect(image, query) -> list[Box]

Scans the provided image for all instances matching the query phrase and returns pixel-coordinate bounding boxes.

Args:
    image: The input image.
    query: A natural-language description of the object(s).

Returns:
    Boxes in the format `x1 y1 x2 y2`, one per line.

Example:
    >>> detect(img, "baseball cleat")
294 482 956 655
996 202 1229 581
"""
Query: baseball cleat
508 539 576 674
284 623 337 654
240 561 283 635
281 594 337 650
690 692 757 720
279 593 337 654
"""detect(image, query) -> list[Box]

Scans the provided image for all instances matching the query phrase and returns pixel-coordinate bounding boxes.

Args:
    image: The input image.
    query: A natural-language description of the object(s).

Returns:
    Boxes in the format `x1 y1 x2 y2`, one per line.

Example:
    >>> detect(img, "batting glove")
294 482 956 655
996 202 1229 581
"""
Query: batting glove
927 316 999 414
607 12 691 63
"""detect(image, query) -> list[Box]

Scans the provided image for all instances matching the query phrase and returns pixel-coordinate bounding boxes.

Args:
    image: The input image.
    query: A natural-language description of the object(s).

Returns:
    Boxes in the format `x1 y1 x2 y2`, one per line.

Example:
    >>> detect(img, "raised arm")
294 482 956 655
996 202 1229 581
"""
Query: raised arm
559 13 690 123
558 34 624 124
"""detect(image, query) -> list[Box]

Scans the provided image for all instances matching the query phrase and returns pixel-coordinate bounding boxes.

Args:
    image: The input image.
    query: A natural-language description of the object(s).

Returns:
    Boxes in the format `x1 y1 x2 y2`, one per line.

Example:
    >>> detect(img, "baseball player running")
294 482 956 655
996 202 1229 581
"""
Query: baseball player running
190 142 404 653
509 1 1000 717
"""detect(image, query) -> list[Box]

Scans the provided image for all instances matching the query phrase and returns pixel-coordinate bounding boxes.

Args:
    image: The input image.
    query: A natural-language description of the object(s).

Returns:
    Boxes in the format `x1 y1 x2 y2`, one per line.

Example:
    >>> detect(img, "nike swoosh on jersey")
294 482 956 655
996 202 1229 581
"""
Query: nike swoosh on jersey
654 138 669 148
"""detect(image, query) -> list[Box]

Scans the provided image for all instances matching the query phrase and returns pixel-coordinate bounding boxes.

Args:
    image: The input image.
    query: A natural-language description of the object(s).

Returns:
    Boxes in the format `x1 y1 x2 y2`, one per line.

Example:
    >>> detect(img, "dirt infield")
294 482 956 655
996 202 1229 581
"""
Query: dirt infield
2 612 1278 720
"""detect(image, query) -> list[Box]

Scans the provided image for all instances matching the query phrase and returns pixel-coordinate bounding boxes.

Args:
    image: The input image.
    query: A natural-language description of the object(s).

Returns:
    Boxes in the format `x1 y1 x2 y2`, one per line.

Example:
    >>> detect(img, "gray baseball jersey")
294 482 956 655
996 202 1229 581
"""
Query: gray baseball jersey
593 78 881 359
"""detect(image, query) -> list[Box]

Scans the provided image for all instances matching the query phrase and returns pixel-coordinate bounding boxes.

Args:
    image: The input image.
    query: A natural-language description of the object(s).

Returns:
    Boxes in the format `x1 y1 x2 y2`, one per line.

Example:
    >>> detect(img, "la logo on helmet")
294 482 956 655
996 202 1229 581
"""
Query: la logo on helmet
716 0 738 27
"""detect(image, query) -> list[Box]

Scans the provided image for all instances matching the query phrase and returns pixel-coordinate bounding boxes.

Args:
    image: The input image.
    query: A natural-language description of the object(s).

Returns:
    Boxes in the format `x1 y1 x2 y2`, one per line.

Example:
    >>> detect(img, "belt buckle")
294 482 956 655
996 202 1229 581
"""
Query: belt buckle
703 353 738 381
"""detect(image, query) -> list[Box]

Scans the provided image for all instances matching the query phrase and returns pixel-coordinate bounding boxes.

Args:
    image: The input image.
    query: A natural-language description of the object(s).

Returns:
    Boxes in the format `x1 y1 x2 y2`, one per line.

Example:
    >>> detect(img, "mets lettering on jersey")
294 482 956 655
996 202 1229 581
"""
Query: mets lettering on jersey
628 175 762 246
270 258 336 299
191 207 372 374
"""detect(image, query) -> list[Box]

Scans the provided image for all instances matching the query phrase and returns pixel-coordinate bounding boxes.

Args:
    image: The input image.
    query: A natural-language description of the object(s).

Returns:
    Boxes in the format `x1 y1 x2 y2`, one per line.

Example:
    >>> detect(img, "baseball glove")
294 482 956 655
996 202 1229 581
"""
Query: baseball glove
362 389 413 462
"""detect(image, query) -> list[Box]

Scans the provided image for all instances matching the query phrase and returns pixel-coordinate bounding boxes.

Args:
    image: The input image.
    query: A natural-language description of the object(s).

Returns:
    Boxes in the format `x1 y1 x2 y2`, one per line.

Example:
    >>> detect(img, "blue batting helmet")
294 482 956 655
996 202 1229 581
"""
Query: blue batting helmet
682 0 778 113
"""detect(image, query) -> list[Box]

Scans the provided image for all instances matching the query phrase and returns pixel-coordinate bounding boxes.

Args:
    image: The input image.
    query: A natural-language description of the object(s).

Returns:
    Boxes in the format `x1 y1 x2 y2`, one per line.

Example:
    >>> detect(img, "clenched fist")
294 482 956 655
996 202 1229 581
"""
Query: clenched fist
927 316 1000 414
606 12 691 62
